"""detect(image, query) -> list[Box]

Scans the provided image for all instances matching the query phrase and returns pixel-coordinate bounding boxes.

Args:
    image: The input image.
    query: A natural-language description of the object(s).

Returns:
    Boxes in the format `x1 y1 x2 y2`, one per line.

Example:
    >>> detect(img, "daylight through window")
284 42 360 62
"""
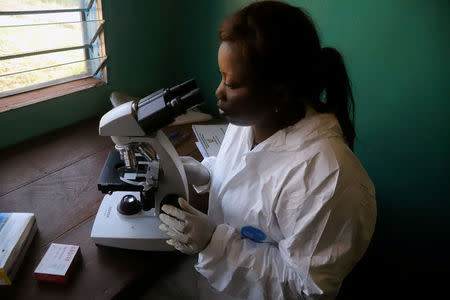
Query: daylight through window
0 0 106 98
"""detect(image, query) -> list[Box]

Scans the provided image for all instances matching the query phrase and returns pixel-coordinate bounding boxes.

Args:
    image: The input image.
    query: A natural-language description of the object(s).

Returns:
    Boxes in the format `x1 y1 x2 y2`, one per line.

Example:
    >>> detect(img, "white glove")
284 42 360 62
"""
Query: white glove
180 156 210 186
159 197 216 254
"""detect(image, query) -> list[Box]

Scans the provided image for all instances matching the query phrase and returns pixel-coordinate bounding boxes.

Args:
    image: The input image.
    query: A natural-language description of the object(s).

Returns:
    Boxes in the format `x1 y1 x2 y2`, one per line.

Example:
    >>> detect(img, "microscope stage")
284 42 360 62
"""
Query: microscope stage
90 191 173 251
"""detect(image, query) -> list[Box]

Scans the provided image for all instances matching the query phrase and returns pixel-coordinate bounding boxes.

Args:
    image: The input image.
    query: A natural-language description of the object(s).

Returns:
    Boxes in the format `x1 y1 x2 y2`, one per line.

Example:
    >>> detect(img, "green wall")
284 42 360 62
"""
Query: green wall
0 0 448 297
0 86 109 148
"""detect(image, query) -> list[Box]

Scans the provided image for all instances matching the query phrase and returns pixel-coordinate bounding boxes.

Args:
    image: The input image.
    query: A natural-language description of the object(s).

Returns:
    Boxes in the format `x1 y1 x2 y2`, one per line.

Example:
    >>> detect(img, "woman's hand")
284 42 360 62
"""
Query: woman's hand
159 197 216 254
180 156 210 186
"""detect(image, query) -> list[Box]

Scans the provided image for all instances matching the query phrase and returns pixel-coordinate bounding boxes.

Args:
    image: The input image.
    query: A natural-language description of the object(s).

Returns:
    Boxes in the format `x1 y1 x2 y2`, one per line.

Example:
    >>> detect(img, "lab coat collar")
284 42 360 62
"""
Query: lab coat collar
246 113 343 154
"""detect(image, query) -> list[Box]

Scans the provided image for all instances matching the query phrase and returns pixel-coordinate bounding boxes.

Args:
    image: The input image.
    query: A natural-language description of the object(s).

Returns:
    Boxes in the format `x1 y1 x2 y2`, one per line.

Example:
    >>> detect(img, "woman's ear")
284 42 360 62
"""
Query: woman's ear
271 85 306 125
273 84 290 106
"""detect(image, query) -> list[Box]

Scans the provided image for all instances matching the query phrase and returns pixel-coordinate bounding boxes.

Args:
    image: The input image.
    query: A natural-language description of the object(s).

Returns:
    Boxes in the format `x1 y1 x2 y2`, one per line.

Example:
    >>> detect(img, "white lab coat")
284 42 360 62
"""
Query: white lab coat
194 113 377 300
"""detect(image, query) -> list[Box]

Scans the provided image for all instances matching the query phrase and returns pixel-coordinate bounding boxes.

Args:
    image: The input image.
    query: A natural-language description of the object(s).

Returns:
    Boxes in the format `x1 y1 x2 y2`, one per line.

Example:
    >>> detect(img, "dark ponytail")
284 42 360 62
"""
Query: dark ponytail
320 47 356 150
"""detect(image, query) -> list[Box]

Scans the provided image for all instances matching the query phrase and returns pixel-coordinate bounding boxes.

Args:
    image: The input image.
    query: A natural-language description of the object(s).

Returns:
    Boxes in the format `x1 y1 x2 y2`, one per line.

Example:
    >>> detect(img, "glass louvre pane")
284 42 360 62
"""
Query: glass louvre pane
0 20 103 57
0 12 82 26
0 56 105 96
0 0 86 12
0 49 86 76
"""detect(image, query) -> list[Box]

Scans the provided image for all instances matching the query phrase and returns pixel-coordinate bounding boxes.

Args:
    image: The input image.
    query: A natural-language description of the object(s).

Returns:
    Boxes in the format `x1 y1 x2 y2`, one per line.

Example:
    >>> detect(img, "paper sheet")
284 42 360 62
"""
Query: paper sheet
192 124 228 158
195 142 208 159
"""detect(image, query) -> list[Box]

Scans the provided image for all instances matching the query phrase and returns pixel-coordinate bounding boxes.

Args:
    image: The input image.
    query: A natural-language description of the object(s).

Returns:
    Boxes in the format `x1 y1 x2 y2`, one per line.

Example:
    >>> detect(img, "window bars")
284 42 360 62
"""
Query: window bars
0 0 107 98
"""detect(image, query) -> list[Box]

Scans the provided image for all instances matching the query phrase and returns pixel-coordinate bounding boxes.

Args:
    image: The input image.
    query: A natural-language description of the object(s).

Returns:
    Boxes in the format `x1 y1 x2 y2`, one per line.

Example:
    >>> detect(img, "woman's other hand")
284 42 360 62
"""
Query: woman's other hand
180 156 210 186
159 197 216 254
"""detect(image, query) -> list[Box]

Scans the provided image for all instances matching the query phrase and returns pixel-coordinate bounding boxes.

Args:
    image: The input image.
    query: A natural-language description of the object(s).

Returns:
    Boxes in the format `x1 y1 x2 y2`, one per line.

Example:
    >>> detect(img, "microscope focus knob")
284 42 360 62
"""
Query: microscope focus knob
117 195 142 215
159 193 182 214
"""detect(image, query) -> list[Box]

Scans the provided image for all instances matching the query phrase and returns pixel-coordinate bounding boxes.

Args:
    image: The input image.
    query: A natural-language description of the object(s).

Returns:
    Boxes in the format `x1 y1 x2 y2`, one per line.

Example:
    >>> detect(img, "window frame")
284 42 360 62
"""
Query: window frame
0 0 107 111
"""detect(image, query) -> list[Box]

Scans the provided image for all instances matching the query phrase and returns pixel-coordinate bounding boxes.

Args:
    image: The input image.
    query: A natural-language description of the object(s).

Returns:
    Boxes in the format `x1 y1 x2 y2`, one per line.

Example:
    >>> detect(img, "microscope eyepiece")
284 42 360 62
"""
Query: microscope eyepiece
166 78 197 99
136 79 204 134
170 88 203 115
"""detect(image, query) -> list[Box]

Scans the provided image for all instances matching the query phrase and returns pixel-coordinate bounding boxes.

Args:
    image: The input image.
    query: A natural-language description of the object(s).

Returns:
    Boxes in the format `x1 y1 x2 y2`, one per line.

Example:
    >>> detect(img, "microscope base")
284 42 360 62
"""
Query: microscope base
90 191 173 251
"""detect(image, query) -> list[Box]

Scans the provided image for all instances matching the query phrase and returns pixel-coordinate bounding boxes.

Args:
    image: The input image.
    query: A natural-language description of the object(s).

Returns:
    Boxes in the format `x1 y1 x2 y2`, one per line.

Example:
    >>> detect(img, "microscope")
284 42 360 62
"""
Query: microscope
90 79 203 251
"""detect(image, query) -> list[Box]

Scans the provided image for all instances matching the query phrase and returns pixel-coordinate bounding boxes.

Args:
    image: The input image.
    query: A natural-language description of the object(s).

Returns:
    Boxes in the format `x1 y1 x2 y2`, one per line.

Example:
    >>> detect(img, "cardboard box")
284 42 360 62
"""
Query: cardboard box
34 243 81 284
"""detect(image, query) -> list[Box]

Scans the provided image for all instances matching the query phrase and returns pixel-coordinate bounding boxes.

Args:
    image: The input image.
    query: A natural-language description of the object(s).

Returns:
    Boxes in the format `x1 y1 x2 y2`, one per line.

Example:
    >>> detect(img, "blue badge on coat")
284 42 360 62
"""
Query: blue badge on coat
241 226 267 242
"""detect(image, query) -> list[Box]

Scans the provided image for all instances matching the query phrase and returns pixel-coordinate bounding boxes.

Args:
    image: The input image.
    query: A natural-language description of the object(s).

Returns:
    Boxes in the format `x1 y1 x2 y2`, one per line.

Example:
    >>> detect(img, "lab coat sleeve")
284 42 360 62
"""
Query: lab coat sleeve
192 156 217 194
195 180 376 300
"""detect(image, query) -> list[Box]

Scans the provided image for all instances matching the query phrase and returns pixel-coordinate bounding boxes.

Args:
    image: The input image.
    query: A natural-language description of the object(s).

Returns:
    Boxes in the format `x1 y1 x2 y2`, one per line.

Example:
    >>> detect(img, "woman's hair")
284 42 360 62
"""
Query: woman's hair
219 1 356 150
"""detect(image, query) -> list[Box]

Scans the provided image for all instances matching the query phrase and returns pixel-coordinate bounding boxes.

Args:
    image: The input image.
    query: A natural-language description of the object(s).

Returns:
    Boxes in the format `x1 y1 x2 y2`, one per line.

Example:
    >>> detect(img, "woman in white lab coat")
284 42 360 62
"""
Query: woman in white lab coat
159 1 376 299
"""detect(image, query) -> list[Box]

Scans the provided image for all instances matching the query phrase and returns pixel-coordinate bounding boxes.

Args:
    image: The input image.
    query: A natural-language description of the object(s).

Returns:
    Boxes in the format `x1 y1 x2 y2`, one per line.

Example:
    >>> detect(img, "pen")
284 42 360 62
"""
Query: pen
169 131 180 138
171 133 191 147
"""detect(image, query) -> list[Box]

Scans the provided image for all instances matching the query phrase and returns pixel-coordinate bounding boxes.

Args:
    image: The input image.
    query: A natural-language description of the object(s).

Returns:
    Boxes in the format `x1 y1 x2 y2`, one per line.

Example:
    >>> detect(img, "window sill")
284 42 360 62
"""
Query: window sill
0 78 106 113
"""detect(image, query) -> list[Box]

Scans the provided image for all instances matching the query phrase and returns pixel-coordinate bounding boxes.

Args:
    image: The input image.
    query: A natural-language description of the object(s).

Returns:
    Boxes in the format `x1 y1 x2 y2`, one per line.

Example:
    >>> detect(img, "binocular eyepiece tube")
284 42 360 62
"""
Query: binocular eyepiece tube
136 79 204 134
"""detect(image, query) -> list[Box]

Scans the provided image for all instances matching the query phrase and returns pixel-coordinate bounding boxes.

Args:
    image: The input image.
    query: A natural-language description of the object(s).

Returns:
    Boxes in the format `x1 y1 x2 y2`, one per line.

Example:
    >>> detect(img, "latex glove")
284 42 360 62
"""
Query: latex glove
159 197 216 254
180 156 210 186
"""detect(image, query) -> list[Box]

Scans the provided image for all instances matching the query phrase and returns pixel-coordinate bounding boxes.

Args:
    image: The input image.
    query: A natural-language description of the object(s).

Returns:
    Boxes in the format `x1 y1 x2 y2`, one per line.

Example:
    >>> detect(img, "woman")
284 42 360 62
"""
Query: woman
159 1 376 299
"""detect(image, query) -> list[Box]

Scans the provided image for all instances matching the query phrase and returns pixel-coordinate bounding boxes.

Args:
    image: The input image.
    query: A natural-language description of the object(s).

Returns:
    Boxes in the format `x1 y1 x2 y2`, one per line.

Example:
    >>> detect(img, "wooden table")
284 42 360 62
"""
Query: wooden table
0 116 209 299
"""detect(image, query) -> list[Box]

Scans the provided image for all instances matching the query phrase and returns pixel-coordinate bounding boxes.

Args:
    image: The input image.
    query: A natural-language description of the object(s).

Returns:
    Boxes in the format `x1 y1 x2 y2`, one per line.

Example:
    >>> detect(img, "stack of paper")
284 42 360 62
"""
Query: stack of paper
34 243 81 284
192 124 229 158
0 213 37 285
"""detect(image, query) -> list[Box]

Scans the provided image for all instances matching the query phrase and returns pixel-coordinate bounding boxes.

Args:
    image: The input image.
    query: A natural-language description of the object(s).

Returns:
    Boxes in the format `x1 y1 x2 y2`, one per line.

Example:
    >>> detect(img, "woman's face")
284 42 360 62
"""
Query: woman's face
216 42 274 126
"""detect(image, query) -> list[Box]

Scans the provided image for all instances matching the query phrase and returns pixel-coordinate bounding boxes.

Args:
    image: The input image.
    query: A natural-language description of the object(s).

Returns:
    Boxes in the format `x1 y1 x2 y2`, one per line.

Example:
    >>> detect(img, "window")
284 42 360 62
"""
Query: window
0 0 107 98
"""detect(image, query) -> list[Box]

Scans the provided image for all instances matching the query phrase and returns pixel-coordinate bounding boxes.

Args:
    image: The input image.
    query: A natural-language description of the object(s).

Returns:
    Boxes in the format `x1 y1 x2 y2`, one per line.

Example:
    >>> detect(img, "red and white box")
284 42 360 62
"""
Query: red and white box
34 243 81 283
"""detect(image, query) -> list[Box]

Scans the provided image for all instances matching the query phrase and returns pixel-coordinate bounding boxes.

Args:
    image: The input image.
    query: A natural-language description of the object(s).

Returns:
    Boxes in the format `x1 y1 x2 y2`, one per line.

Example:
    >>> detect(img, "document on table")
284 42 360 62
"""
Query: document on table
192 124 229 158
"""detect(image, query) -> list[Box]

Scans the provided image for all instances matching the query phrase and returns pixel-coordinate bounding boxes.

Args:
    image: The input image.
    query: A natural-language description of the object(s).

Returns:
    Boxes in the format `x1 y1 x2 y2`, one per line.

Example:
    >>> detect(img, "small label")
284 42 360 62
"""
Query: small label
105 206 112 218
0 269 11 285
0 213 11 232
241 226 267 242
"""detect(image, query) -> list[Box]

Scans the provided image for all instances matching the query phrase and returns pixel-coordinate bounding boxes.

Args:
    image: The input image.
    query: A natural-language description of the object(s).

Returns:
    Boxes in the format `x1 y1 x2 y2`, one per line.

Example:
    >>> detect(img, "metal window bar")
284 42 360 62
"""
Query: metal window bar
1 56 106 78
0 9 87 15
0 45 90 61
0 56 107 98
0 19 102 28
0 0 95 15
